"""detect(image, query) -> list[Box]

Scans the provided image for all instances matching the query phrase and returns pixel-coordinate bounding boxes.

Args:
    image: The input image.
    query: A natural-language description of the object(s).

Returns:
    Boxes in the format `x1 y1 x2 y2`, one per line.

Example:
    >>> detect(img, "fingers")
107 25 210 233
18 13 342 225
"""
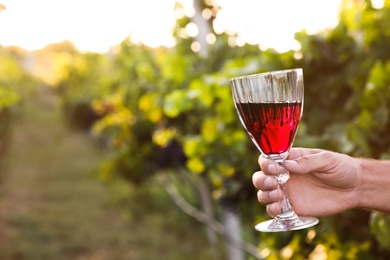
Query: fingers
253 171 283 217
258 155 279 176
255 148 328 218
257 148 324 175
288 147 324 159
252 171 278 190
256 187 283 204
266 203 281 218
283 150 339 175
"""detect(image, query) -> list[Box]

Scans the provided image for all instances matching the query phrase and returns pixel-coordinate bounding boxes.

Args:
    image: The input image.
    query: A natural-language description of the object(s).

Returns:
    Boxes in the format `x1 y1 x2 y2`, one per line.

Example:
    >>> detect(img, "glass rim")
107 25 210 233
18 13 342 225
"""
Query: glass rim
229 68 303 82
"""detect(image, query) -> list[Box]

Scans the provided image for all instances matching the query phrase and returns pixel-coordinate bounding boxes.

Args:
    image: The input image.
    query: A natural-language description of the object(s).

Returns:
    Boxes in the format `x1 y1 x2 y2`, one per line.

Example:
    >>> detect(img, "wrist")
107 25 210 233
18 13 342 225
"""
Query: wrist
356 158 390 213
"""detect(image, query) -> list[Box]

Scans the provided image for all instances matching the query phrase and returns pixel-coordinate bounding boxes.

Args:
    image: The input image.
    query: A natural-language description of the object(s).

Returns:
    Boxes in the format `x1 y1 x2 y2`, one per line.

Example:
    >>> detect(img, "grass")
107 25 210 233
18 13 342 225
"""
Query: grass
0 89 214 260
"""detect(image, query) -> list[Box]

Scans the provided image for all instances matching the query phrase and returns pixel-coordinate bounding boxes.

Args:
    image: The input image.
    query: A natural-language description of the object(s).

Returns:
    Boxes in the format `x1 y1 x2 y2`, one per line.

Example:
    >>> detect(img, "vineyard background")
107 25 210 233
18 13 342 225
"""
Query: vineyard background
2 0 390 259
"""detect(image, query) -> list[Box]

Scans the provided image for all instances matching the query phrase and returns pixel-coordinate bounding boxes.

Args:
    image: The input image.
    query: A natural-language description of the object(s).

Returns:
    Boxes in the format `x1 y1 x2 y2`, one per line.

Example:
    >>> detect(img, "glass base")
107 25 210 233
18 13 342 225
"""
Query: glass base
255 216 319 232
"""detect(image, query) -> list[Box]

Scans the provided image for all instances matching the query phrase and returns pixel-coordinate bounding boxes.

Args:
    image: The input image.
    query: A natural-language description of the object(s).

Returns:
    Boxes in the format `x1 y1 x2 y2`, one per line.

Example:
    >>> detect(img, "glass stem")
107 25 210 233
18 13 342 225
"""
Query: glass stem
275 165 297 219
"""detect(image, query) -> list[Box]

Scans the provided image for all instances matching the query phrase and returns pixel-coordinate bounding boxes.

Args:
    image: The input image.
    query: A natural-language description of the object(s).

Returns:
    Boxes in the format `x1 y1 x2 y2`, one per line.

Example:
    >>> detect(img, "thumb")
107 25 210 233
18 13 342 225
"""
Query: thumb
283 151 336 174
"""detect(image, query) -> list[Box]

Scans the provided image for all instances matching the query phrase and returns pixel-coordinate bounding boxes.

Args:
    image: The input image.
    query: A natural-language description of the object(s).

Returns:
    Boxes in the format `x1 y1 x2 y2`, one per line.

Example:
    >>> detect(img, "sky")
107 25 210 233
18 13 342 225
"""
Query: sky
0 0 355 53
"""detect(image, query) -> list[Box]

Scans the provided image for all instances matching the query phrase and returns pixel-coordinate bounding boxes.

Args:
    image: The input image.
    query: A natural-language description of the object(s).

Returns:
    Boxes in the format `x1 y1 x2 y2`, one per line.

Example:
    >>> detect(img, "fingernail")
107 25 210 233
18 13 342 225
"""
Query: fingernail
264 177 275 188
268 164 277 174
269 190 279 200
269 203 277 215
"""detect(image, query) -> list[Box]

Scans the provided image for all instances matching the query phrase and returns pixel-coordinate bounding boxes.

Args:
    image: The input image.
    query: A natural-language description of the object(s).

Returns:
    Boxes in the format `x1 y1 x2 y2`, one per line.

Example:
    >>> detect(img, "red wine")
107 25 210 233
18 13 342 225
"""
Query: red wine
235 102 302 155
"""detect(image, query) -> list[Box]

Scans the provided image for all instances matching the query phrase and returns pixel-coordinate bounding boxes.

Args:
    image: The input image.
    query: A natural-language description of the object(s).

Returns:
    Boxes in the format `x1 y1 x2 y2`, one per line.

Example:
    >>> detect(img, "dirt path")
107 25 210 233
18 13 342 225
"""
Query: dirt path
0 90 131 259
0 90 213 260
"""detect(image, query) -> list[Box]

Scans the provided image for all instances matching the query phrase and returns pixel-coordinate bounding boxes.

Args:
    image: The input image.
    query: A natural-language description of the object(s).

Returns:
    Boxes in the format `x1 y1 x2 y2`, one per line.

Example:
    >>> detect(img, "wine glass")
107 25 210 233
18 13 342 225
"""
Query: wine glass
230 68 319 232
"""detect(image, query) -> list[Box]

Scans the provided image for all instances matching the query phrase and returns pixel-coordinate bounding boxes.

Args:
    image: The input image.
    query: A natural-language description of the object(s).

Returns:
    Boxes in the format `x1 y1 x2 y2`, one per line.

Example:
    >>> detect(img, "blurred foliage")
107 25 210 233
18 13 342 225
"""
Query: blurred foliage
47 0 390 258
0 46 40 173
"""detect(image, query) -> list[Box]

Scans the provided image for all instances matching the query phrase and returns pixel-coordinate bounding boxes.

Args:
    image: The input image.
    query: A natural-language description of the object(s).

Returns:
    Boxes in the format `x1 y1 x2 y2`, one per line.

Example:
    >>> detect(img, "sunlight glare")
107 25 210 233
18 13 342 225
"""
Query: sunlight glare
215 0 341 52
0 0 343 53
191 41 201 52
185 22 199 37
0 0 177 52
206 33 216 44
371 0 384 9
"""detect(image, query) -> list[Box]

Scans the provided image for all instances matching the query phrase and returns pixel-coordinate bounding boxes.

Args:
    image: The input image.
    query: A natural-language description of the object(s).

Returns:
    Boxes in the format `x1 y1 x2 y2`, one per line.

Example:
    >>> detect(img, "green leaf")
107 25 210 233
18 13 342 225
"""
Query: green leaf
186 157 205 174
183 137 202 157
163 90 191 118
370 212 390 249
201 118 218 142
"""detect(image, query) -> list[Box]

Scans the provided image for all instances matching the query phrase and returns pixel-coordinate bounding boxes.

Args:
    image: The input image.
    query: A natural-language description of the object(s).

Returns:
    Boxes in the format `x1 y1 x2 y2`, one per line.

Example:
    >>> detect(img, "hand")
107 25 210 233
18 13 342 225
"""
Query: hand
252 148 362 218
